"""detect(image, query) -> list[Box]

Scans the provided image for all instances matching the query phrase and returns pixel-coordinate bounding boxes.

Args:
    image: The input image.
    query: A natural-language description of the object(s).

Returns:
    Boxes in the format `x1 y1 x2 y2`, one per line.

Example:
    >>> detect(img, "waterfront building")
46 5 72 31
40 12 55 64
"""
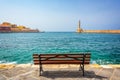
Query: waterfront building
0 23 11 32
0 22 39 32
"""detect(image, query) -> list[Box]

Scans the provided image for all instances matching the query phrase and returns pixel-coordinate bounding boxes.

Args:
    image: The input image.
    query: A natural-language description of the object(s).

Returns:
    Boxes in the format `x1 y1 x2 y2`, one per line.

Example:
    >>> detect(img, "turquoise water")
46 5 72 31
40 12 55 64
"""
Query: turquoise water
0 32 120 64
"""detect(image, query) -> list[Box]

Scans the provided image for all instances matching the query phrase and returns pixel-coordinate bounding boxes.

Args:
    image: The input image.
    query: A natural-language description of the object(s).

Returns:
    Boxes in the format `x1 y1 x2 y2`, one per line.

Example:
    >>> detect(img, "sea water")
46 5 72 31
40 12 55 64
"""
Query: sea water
0 32 120 64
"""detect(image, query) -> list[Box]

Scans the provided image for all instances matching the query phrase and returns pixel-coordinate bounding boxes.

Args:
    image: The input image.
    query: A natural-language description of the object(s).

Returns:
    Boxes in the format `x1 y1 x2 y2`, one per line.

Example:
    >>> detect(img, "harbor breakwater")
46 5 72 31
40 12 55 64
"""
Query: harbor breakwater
83 30 120 33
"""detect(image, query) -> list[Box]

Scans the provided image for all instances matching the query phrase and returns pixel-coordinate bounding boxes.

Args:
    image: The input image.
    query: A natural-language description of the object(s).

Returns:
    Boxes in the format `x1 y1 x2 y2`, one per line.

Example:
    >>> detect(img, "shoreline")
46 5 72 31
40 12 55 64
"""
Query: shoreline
0 64 120 69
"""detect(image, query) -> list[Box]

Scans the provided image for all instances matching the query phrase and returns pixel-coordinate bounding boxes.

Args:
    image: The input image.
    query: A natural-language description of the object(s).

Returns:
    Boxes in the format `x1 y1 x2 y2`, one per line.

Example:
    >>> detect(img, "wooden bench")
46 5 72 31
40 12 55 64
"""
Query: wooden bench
33 53 91 76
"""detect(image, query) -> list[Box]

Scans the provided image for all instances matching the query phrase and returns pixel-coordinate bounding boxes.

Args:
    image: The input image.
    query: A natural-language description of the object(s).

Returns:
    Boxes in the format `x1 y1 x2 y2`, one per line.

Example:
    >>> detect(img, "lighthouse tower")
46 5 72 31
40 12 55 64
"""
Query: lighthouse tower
76 20 83 33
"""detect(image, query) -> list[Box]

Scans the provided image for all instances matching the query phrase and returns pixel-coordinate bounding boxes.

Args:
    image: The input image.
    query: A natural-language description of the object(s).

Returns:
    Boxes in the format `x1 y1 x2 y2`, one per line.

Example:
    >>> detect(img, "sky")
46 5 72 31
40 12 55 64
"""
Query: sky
0 0 120 32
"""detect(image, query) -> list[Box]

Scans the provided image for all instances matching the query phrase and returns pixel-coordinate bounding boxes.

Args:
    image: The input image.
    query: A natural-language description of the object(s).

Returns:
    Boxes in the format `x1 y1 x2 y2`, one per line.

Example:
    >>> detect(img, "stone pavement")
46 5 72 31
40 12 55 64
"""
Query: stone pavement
0 64 120 80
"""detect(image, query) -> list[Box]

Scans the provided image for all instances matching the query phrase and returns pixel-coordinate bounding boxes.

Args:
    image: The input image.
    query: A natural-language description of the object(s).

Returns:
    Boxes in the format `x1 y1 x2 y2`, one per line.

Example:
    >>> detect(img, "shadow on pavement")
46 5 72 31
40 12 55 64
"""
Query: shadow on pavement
42 70 107 79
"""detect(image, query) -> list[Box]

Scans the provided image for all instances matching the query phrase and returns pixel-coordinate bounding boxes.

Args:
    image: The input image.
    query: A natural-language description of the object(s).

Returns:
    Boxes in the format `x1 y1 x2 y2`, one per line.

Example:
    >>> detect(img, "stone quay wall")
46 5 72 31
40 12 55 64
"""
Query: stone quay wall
83 30 120 33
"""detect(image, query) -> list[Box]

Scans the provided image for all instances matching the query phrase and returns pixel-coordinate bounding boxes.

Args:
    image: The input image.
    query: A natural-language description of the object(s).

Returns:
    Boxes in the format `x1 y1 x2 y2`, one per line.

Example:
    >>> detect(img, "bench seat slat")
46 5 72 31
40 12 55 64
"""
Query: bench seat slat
39 53 90 55
39 56 90 58
40 54 90 56
33 58 90 61
33 58 90 60
34 61 90 64
33 55 91 58
33 59 90 61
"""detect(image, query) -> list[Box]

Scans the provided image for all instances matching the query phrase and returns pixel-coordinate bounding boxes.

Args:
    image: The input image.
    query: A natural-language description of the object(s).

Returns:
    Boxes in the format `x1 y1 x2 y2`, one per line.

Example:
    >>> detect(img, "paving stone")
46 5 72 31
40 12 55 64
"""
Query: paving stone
30 70 39 78
86 67 102 74
110 68 120 80
59 64 69 68
0 74 7 80
69 64 79 68
16 64 32 68
21 75 38 80
43 64 60 69
31 64 38 67
0 67 31 78
114 68 120 78
96 68 114 80
0 70 12 78
9 76 22 80
0 64 120 80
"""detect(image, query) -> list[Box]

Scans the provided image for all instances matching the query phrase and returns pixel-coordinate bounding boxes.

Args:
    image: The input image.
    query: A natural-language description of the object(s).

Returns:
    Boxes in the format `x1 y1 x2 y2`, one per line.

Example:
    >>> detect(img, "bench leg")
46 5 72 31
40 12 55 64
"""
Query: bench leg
83 64 84 76
79 64 84 76
39 64 43 76
79 64 81 71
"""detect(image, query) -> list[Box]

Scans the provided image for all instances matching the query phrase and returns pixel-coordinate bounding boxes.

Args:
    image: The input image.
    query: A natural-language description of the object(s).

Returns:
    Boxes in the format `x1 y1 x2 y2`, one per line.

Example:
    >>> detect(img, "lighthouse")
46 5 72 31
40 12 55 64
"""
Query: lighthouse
76 20 83 33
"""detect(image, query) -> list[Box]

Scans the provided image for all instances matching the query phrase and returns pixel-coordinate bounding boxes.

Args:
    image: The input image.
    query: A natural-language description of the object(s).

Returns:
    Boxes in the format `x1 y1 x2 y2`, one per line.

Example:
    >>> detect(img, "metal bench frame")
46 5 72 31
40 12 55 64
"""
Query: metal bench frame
33 53 91 76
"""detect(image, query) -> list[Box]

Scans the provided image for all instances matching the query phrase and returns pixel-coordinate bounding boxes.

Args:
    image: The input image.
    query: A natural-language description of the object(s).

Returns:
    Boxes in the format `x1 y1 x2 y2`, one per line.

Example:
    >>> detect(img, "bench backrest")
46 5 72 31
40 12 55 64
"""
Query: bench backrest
33 53 91 65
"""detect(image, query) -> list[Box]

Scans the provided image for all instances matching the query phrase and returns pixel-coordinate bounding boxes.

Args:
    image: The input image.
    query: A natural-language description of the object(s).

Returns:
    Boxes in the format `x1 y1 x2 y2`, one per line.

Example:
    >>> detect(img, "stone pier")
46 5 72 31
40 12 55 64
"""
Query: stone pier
0 64 120 80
